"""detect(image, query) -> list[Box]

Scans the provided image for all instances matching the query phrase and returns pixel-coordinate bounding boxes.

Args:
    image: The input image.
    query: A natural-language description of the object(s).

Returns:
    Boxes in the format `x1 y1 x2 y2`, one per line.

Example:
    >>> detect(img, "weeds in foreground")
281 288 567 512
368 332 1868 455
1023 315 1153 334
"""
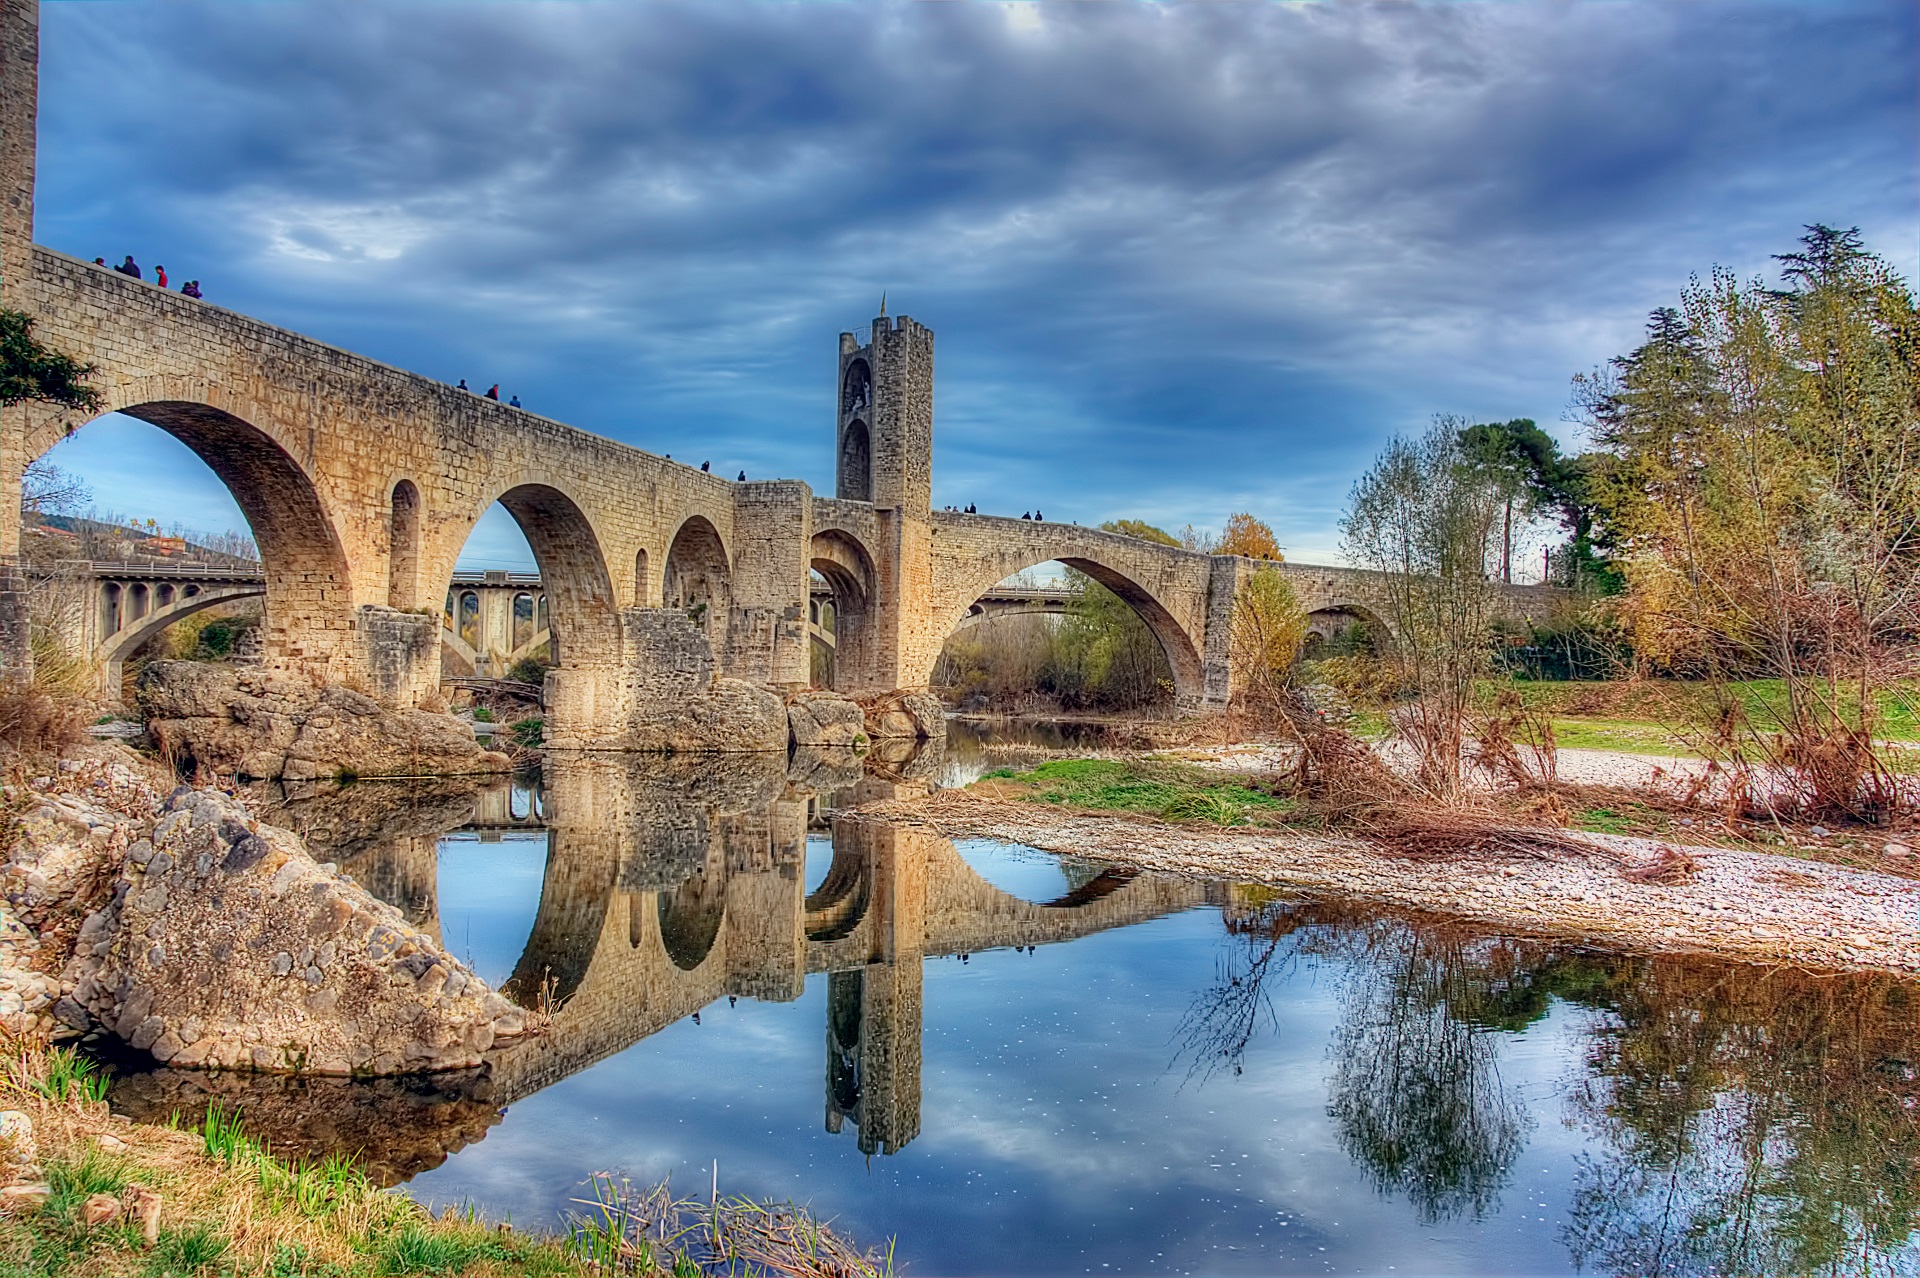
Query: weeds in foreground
568 1175 895 1278
0 1041 895 1277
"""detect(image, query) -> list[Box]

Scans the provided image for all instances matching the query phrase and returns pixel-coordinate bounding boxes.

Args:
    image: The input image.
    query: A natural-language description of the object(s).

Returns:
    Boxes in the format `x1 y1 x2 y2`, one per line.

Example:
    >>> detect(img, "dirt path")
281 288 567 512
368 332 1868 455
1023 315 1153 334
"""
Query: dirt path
866 789 1920 976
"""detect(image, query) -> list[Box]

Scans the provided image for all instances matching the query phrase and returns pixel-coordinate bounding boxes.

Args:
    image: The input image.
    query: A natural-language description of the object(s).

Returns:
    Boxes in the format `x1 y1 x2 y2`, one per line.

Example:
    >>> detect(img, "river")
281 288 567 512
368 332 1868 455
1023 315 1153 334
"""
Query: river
98 724 1920 1276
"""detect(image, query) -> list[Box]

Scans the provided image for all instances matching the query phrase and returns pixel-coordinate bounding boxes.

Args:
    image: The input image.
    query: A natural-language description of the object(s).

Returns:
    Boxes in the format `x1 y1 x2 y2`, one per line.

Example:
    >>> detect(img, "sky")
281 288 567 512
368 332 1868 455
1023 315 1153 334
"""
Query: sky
28 0 1919 571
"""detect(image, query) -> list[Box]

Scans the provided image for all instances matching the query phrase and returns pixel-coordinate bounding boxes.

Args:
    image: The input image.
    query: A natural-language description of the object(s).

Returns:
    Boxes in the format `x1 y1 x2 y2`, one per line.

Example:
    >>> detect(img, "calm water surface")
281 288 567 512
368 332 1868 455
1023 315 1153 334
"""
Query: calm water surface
107 727 1920 1276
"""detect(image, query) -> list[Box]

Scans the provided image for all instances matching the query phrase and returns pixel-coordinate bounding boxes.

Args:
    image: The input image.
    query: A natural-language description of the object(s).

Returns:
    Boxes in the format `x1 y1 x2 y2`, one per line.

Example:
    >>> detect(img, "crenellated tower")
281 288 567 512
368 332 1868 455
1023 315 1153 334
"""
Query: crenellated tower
836 315 932 515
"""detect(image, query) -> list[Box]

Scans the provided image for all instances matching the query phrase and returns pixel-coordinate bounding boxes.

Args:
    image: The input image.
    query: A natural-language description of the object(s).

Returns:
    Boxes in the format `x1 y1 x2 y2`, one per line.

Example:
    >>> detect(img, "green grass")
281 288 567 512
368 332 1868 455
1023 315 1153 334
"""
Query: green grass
27 1048 110 1104
978 758 1291 826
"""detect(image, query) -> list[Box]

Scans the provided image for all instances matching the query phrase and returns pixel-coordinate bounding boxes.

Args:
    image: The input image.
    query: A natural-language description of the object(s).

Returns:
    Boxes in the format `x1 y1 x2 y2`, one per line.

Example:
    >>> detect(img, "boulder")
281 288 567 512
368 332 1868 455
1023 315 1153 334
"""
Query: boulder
786 693 869 750
860 690 946 740
138 662 510 781
619 676 789 754
62 788 526 1075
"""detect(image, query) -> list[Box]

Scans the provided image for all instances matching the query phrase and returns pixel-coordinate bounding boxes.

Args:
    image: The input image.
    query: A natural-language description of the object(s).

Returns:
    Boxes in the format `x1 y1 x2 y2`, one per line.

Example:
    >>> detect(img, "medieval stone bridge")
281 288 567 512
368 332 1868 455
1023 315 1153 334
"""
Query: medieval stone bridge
0 2 1561 744
323 753 1212 1156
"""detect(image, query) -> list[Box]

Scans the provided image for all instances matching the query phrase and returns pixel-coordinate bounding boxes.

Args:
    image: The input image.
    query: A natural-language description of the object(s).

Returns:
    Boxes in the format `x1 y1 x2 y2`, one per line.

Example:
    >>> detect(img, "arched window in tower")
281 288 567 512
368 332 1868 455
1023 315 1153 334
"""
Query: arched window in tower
839 419 871 503
842 359 871 415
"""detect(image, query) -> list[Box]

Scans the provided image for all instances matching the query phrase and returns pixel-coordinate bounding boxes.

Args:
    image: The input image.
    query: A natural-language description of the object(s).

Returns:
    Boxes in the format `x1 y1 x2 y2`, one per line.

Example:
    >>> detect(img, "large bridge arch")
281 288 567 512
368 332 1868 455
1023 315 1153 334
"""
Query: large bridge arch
924 551 1207 708
22 401 356 674
431 483 621 677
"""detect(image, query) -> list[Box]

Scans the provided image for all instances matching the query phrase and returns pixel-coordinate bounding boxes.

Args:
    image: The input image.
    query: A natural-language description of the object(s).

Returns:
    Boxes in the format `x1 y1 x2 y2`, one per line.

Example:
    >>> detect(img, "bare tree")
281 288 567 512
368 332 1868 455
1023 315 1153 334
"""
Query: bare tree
1341 418 1504 802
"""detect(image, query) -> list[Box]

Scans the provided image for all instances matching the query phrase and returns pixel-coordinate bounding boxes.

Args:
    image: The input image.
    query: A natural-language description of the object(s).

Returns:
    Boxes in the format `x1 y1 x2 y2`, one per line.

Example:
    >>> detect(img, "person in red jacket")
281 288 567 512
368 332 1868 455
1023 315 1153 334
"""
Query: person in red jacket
155 265 168 288
486 384 500 400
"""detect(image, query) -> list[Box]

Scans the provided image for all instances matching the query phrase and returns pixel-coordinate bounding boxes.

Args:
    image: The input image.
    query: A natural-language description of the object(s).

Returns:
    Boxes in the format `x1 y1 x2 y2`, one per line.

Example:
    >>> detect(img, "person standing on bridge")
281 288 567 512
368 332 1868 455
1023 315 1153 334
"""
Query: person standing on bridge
114 256 141 279
154 265 168 289
701 461 710 472
1035 510 1043 521
509 394 521 408
737 470 746 482
486 385 500 400
181 281 202 299
457 379 469 391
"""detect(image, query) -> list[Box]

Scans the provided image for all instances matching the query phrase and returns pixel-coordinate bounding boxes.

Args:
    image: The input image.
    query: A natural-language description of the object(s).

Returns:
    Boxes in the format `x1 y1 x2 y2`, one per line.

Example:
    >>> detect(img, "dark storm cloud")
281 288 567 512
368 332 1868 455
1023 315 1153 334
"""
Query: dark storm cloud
34 1 1917 562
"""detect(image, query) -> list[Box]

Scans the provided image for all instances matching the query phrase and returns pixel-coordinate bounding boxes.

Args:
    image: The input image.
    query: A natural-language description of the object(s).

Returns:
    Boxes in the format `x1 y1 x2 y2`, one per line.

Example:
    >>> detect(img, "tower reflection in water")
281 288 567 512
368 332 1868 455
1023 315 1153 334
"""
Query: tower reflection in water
108 738 1200 1178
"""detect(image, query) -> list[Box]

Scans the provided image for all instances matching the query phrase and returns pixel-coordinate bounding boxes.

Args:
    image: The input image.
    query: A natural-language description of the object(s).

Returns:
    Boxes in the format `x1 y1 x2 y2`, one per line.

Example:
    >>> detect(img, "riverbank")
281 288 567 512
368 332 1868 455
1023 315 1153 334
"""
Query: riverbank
870 785 1920 976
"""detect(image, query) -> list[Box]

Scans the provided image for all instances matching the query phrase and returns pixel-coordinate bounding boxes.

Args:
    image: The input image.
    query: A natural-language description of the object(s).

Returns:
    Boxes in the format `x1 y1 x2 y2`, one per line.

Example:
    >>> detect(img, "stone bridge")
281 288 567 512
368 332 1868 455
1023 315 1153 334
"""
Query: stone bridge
325 752 1209 1156
0 1 1563 743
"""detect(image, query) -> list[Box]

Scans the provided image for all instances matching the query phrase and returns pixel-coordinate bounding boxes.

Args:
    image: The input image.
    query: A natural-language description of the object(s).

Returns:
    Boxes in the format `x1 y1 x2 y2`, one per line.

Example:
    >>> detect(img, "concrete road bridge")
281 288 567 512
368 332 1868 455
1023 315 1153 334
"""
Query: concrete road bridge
1 1 1561 741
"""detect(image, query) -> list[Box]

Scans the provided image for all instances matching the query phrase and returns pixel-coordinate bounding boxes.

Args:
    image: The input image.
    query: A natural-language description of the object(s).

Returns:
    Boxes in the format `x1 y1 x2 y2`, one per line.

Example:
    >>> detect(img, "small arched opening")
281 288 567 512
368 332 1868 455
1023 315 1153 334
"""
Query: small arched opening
929 557 1203 713
511 592 536 652
388 479 422 608
633 549 650 607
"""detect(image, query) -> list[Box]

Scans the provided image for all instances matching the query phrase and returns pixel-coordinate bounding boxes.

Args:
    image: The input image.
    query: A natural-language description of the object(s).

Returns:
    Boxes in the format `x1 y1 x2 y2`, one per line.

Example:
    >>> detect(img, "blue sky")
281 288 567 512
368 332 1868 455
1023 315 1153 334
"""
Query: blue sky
29 0 1918 569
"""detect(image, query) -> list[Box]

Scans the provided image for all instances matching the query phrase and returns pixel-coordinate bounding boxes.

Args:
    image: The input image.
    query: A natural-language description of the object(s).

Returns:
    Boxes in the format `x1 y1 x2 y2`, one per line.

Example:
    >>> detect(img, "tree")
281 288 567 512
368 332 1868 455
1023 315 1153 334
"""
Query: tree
19 458 89 521
1342 418 1504 801
1230 564 1307 715
1456 418 1559 582
1215 512 1283 560
0 309 102 412
1099 519 1181 547
1575 226 1920 814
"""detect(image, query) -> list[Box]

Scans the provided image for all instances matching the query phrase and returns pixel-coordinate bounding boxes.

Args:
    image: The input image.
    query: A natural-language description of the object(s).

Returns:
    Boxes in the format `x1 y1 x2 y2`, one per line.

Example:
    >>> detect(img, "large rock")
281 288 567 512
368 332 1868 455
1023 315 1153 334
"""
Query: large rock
61 788 526 1075
860 690 946 740
139 662 510 781
787 693 869 749
620 675 789 754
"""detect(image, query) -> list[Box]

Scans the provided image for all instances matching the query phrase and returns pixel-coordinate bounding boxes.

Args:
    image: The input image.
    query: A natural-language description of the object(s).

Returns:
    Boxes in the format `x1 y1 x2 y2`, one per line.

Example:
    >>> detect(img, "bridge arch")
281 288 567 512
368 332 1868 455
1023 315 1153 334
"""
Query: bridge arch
32 402 354 674
657 868 726 972
664 516 731 652
482 484 621 670
809 530 877 692
927 553 1206 709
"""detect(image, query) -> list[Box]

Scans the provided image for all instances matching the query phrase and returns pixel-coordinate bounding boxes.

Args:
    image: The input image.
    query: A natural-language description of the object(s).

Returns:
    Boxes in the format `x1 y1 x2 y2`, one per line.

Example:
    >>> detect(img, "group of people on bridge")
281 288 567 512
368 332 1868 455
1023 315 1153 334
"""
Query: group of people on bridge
455 379 522 409
98 256 202 298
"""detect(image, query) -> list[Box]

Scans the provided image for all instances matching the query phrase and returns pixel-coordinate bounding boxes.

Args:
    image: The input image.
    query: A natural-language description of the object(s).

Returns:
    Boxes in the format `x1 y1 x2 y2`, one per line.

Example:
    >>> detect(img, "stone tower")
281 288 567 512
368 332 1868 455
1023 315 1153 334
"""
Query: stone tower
836 316 932 515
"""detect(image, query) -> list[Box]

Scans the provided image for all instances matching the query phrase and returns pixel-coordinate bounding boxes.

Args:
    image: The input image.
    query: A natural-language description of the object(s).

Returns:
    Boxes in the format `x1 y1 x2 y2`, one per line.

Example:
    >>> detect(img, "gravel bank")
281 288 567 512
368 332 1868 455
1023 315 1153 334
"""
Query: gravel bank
870 790 1920 976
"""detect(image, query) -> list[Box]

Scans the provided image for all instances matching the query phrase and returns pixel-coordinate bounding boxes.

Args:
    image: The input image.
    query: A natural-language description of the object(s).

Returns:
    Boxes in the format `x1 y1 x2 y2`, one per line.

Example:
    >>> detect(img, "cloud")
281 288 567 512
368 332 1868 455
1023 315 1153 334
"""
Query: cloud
32 0 1917 567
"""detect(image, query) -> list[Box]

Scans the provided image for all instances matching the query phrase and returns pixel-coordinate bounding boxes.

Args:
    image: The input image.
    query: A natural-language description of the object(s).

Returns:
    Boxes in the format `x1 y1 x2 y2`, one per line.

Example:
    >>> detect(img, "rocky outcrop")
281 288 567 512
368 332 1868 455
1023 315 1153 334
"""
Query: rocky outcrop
860 690 945 740
60 788 526 1075
787 692 869 749
138 662 511 781
618 675 790 754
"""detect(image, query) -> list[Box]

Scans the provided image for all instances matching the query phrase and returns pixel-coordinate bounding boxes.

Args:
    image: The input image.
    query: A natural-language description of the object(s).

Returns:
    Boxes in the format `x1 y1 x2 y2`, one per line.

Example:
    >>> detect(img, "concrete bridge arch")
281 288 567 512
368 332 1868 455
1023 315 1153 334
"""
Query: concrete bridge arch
95 581 265 694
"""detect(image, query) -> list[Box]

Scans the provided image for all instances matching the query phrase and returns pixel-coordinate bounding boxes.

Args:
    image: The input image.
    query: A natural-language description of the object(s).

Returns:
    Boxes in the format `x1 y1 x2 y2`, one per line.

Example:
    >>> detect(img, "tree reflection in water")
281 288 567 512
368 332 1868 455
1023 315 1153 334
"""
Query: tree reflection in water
1561 961 1920 1278
1181 889 1920 1272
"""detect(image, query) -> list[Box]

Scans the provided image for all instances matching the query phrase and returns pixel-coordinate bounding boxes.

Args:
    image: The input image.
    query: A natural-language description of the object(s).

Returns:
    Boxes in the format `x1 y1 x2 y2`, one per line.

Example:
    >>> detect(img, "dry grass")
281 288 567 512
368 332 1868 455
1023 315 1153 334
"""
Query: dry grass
571 1175 896 1277
0 680 88 763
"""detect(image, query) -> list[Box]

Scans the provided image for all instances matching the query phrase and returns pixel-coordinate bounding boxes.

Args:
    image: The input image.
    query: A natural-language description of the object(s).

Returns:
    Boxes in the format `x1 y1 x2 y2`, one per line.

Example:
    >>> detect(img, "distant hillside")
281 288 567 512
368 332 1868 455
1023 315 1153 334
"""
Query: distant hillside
26 514 258 568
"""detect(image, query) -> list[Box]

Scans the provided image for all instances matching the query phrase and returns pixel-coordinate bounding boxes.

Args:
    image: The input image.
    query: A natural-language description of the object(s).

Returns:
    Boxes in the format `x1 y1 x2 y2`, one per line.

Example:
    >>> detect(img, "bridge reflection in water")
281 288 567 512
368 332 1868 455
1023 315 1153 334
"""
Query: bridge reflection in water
108 741 1209 1178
